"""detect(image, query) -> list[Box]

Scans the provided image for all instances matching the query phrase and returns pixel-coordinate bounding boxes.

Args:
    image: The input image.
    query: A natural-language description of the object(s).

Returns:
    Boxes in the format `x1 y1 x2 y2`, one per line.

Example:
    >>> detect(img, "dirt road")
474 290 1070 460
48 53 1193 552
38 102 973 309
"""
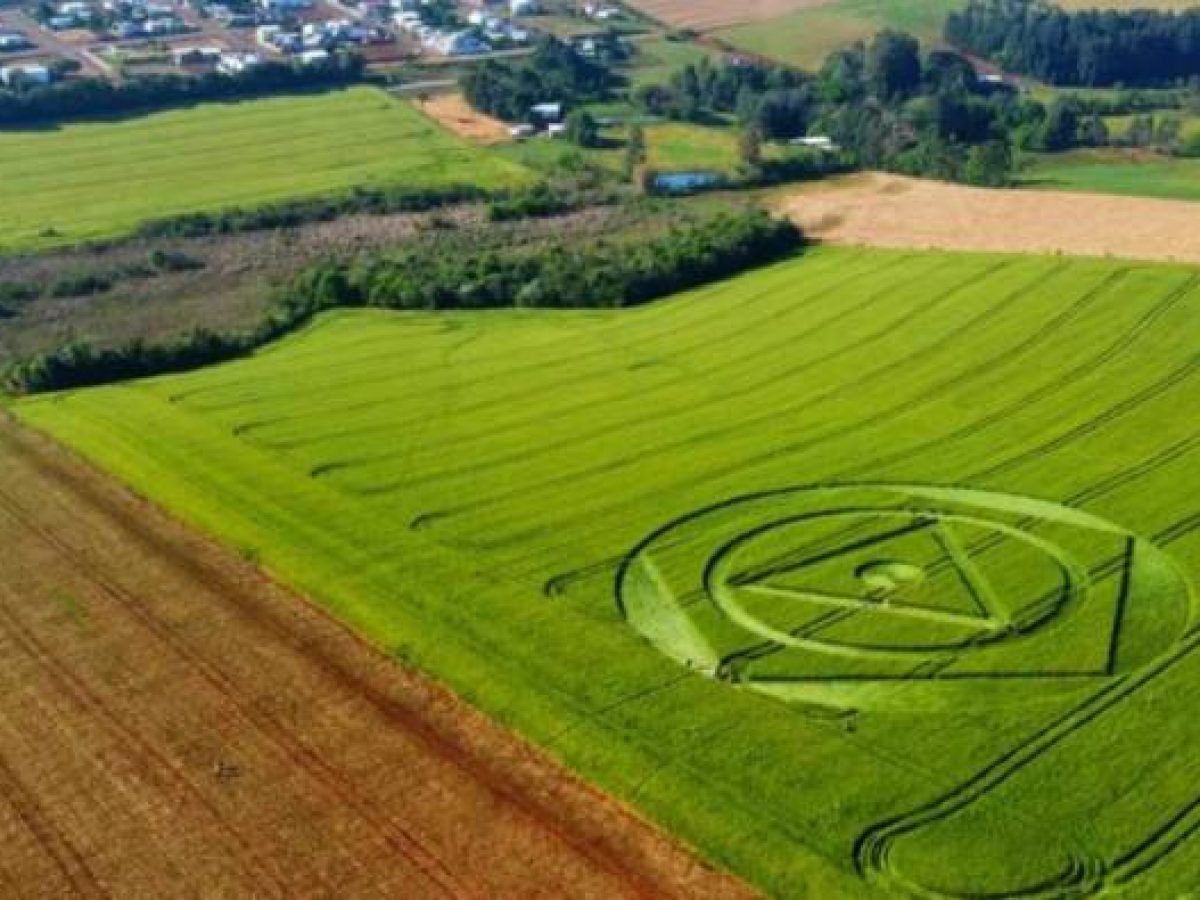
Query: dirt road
777 172 1200 265
0 415 752 899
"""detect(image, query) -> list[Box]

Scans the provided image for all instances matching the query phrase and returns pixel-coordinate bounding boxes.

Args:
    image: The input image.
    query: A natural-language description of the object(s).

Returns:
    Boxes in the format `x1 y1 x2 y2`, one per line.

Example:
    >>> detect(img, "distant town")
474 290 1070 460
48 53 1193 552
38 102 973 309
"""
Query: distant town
0 0 629 86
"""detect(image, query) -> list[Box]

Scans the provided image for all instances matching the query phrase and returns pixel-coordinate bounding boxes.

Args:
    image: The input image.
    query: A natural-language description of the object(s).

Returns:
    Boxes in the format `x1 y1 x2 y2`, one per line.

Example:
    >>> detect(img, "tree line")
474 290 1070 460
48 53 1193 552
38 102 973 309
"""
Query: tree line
5 210 802 393
0 54 364 126
945 0 1200 87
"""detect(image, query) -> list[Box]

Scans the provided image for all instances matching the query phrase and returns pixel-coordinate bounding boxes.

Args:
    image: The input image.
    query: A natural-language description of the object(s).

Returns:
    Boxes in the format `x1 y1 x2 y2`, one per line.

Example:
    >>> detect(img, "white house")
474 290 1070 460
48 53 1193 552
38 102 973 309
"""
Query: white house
258 0 312 11
790 135 838 152
57 1 92 17
546 121 566 137
296 47 329 64
435 29 488 55
529 101 561 121
0 32 31 51
218 51 262 73
0 64 52 86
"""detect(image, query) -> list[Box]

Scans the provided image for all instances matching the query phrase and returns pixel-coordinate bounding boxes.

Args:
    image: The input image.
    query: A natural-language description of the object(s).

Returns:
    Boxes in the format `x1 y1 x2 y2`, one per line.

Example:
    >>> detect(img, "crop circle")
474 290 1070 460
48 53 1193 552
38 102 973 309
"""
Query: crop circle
616 484 1194 711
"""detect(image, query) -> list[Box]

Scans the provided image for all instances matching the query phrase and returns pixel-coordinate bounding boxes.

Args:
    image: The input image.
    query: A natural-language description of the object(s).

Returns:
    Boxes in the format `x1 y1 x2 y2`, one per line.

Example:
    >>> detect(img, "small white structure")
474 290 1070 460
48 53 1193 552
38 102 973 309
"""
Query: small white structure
0 64 52 86
509 0 536 15
510 123 535 138
297 47 330 63
0 31 31 51
584 4 620 19
546 121 566 137
435 29 488 55
143 16 185 34
57 1 92 17
790 135 838 152
221 51 262 72
258 0 312 11
529 101 561 121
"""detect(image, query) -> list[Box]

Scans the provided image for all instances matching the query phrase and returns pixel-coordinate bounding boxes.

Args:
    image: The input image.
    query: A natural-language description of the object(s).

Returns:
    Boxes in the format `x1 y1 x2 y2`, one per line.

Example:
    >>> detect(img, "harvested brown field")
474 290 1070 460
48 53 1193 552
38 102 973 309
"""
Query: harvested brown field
418 93 511 145
625 0 833 32
0 415 752 898
776 172 1200 265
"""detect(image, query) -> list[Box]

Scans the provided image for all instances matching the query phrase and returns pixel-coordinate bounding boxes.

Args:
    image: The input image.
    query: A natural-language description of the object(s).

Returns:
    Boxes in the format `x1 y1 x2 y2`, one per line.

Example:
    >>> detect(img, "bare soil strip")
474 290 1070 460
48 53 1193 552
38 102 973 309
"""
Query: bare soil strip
776 173 1200 265
0 415 752 899
624 0 833 32
418 94 512 145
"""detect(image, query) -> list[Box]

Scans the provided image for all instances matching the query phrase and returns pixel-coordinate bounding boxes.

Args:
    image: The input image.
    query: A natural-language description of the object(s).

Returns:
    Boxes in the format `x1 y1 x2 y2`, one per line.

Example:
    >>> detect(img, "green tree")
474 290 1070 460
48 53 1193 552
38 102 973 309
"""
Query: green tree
1078 114 1109 147
565 109 599 147
623 122 647 180
1036 99 1079 151
964 139 1012 187
739 125 763 168
866 30 921 101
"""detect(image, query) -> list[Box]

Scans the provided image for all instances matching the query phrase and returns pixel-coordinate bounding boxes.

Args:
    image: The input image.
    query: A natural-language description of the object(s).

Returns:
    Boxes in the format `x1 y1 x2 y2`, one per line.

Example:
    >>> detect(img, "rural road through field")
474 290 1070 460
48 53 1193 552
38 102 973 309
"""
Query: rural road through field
0 415 752 899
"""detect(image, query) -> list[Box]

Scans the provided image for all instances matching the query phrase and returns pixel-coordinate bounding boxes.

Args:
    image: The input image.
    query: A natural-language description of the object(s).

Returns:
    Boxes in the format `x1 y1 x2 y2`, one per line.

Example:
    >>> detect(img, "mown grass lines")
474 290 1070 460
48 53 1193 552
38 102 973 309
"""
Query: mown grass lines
0 87 528 249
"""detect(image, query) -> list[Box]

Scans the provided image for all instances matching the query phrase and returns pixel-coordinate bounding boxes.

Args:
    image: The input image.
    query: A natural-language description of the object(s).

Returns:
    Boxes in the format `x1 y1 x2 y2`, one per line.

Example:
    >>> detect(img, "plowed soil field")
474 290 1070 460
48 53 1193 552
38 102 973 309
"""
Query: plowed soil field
0 414 749 899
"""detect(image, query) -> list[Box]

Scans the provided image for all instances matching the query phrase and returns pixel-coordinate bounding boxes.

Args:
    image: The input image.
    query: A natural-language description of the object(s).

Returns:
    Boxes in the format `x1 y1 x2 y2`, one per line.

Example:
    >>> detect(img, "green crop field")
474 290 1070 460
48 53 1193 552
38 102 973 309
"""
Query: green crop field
15 246 1200 895
0 86 528 251
1023 150 1200 202
712 0 1195 71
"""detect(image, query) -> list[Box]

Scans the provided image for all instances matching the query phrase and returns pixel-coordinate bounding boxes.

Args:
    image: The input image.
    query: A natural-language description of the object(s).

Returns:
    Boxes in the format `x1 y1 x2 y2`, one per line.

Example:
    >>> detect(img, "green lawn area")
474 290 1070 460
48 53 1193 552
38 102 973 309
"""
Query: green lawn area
18 246 1200 896
715 0 965 70
495 120 761 178
643 121 742 170
0 86 529 251
622 35 720 89
1022 149 1200 202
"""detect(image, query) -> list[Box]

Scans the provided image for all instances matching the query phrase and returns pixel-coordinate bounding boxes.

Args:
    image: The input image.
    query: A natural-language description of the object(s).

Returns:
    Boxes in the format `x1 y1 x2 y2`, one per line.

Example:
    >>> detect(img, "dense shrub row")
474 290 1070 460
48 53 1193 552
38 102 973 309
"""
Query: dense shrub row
6 210 802 393
135 184 492 239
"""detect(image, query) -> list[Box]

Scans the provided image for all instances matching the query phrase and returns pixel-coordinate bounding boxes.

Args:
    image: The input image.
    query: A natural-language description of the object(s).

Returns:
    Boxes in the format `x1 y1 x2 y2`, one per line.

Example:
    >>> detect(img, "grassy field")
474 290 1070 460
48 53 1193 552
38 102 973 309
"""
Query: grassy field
16 245 1200 895
643 121 743 170
716 0 964 70
1023 149 1200 202
497 121 761 177
623 35 720 89
0 87 529 251
713 0 1196 70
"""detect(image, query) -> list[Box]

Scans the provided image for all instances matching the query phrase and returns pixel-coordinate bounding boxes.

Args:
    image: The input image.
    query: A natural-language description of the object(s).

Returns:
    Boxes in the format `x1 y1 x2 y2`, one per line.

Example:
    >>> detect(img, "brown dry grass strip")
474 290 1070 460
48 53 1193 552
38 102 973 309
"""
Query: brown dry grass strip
775 173 1200 265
